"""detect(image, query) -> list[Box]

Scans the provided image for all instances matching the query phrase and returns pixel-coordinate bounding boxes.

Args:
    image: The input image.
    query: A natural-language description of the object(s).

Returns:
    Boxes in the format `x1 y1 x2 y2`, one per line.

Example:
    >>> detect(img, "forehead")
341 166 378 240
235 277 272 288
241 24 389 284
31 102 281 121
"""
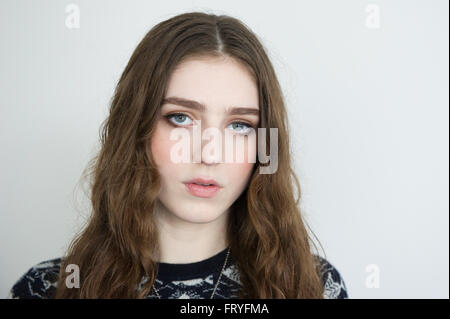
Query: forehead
165 56 259 111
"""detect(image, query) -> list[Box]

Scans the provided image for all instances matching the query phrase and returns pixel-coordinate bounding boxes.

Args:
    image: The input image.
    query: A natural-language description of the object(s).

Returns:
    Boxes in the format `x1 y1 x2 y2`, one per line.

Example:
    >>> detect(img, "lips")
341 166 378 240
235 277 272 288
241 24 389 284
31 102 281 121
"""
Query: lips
183 178 221 187
183 178 222 198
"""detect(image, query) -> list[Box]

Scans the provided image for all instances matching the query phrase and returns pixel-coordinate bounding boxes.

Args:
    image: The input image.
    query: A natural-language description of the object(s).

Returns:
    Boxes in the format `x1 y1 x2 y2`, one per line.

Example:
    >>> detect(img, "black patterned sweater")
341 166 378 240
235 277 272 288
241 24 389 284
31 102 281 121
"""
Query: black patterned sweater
8 247 348 299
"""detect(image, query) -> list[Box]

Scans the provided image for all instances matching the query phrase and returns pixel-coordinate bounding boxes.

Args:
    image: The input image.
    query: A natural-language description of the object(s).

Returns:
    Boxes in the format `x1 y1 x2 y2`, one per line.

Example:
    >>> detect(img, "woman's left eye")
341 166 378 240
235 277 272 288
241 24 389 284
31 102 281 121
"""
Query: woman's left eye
227 122 253 134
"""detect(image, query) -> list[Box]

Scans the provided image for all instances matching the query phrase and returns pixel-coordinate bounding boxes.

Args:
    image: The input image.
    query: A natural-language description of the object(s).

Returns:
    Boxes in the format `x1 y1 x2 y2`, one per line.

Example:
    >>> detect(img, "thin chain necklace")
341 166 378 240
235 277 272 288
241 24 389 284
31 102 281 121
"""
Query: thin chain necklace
152 247 231 299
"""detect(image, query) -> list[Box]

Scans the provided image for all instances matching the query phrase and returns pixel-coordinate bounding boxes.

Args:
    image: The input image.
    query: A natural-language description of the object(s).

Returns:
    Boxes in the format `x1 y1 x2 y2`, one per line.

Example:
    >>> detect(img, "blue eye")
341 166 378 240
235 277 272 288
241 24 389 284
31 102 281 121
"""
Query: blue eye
166 113 193 126
165 113 253 134
227 122 253 135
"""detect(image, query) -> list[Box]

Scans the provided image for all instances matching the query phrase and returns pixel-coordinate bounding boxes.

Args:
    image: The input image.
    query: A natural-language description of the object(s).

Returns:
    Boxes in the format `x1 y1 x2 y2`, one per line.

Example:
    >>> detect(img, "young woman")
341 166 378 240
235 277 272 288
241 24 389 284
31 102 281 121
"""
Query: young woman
9 12 348 299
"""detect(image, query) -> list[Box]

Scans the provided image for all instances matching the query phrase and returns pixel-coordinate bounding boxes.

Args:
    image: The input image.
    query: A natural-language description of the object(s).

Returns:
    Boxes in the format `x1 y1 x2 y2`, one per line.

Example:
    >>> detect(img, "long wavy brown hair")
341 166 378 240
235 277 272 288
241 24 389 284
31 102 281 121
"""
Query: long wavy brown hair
55 11 326 299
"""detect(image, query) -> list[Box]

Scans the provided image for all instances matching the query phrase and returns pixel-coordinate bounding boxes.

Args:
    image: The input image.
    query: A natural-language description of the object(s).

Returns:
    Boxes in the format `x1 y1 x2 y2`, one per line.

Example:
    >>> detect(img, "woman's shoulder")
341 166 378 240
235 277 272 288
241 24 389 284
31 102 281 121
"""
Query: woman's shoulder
314 255 349 299
7 255 349 299
8 257 63 299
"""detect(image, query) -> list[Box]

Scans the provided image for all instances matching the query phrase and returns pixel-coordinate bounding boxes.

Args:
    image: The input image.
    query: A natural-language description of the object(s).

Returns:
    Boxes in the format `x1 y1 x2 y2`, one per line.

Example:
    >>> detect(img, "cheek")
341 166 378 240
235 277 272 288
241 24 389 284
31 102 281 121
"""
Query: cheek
227 135 257 191
150 122 176 166
149 123 182 185
226 162 255 194
221 134 257 193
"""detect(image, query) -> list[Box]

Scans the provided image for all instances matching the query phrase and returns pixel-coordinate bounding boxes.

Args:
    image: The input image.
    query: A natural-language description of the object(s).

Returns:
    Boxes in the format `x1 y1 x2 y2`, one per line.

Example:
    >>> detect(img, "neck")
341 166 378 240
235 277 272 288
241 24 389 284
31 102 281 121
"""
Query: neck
154 200 230 264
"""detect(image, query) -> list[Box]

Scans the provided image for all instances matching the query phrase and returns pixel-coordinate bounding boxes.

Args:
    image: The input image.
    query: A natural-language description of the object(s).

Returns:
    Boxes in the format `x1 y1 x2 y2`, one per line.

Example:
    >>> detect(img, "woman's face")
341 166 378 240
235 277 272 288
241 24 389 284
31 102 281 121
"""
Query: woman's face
149 55 259 224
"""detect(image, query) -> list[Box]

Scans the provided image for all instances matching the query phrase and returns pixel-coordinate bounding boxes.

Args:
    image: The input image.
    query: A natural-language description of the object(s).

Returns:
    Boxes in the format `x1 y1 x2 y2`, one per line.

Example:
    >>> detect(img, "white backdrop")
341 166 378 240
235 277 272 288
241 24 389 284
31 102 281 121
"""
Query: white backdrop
0 0 448 299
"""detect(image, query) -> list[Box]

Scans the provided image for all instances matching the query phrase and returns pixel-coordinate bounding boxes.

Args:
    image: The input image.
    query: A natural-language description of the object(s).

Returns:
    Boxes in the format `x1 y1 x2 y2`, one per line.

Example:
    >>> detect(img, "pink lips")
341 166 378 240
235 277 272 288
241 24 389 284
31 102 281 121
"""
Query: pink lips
183 178 222 198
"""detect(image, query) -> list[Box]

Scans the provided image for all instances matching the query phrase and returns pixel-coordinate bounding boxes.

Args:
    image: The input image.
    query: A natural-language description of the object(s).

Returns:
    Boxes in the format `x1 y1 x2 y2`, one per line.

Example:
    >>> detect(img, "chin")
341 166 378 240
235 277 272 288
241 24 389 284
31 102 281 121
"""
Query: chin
172 206 227 224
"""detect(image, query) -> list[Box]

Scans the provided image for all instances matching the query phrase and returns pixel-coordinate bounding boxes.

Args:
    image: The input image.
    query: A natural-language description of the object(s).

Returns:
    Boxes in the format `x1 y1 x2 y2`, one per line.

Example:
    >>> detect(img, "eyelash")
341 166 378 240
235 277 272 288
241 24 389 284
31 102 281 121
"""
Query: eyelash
164 112 255 135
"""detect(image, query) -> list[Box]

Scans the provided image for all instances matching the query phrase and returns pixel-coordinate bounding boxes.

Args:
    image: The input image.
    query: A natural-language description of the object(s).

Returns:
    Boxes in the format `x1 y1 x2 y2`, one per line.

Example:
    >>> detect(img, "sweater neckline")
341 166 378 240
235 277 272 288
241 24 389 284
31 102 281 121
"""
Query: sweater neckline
155 247 231 281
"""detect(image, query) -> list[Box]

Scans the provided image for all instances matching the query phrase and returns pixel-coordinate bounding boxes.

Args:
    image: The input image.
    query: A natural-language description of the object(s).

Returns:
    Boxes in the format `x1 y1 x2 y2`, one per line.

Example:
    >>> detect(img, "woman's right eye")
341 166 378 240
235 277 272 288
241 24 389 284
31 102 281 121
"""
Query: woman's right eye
165 113 193 126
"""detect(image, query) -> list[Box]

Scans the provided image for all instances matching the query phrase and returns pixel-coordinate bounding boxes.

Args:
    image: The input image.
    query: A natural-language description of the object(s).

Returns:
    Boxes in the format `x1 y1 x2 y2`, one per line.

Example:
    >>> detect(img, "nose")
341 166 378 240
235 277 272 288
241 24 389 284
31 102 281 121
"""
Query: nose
201 135 222 164
191 120 223 165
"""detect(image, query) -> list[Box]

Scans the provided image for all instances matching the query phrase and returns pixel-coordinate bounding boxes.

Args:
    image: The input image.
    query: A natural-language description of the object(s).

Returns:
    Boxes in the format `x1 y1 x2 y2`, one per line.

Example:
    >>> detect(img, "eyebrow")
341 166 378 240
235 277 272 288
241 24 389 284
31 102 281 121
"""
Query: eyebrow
162 96 260 117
